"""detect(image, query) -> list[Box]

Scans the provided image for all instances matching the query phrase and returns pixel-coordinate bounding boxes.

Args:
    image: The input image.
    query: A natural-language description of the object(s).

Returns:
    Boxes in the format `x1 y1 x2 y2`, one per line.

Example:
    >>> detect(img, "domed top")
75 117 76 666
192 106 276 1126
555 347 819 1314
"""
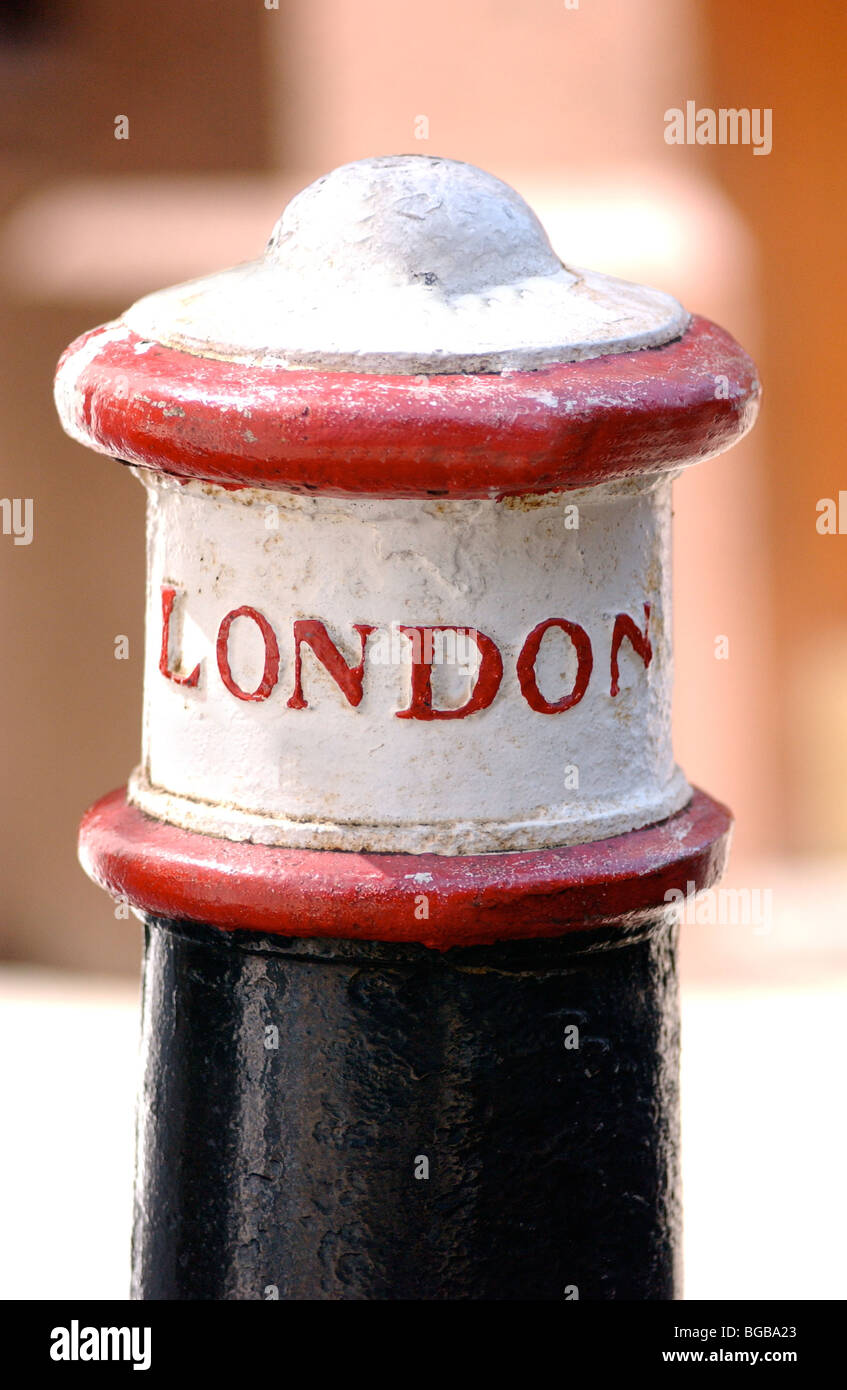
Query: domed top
264 155 563 293
121 155 688 374
55 155 760 498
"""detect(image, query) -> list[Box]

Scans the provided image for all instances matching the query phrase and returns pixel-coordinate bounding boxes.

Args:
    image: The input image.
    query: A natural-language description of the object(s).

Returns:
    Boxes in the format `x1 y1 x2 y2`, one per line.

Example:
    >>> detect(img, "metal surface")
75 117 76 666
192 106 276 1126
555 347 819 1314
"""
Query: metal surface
133 912 681 1301
82 786 729 947
56 155 757 1301
55 316 757 498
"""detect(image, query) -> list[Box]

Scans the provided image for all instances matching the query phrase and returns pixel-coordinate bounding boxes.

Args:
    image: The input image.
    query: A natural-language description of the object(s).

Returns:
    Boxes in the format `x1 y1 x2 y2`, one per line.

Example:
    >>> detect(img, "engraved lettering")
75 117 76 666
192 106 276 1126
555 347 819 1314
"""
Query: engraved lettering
216 606 280 702
396 625 503 720
159 586 201 687
610 603 652 697
287 620 375 709
516 618 593 713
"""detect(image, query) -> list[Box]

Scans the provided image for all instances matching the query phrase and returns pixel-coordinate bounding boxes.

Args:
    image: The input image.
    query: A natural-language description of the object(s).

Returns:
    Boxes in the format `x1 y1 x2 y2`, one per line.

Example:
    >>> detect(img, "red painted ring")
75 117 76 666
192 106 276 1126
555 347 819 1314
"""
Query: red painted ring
56 316 759 499
79 787 732 950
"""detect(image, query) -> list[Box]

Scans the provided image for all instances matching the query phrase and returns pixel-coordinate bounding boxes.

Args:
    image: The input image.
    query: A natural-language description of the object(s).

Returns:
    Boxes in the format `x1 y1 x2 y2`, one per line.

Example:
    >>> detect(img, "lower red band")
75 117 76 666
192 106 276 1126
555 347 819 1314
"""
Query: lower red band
79 788 731 950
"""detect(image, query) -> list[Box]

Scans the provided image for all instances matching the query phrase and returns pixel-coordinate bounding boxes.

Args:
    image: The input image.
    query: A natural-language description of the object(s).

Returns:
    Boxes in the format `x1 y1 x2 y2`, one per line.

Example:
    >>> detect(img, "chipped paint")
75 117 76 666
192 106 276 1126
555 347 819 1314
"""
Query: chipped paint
55 155 757 946
122 156 688 375
129 471 688 854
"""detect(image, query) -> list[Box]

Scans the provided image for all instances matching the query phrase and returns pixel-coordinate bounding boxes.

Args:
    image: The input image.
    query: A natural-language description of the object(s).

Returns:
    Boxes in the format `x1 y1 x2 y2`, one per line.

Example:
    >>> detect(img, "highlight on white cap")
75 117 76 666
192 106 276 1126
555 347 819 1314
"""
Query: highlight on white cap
123 155 689 374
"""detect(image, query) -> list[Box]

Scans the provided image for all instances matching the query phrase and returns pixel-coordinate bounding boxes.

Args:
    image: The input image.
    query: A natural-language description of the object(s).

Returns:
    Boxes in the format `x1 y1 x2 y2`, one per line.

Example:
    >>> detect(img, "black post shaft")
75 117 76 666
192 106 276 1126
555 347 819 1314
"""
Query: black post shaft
132 913 681 1301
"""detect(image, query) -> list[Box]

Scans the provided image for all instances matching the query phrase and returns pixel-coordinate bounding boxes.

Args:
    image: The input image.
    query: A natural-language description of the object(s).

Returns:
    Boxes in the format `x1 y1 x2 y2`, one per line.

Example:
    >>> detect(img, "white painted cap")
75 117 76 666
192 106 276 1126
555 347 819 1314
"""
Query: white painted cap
123 155 689 374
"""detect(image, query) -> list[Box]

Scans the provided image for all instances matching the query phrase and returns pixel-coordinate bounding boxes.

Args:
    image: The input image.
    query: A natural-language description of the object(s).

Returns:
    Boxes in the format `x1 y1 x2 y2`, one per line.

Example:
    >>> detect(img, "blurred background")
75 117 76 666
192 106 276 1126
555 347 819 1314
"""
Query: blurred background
0 0 845 1298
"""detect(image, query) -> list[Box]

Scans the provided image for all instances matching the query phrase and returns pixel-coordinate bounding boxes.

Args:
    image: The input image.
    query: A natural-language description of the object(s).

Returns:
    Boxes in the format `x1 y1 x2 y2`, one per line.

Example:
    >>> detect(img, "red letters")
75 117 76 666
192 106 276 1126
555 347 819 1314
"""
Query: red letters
395 626 503 720
161 599 655 715
216 606 280 702
159 586 201 687
516 619 593 713
287 620 375 709
610 603 652 697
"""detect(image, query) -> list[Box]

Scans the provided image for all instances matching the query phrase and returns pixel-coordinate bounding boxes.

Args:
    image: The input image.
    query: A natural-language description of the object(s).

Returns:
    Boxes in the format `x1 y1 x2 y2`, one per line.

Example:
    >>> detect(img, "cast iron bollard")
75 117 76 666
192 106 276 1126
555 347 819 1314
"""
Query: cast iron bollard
55 156 759 1301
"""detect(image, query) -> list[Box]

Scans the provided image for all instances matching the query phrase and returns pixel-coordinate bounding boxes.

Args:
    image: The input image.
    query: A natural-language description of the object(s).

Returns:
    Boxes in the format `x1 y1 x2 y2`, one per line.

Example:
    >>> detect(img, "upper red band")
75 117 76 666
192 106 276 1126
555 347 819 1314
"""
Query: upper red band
79 787 731 950
56 316 759 499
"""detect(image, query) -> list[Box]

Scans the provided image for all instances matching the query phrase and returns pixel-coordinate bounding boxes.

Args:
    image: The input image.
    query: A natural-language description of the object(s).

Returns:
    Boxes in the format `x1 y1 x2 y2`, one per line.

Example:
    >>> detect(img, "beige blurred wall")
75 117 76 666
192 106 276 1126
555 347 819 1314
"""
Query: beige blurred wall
267 0 703 171
0 0 270 972
703 0 847 850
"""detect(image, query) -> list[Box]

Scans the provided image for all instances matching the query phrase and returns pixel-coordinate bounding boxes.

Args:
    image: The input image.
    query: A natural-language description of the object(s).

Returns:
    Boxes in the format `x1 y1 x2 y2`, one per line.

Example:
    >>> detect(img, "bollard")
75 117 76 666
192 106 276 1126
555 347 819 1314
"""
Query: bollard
55 156 759 1301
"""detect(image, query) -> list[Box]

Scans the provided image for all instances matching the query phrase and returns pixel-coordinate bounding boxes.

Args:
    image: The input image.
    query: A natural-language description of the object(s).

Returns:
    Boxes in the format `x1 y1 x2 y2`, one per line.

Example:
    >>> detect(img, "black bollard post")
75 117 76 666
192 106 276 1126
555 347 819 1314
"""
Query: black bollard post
57 155 758 1300
133 915 682 1301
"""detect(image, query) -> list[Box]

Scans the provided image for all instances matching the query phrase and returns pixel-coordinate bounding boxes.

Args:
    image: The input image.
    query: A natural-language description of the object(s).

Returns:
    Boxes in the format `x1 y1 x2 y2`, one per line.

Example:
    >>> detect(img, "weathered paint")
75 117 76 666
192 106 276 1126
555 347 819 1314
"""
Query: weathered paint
54 316 757 499
130 471 686 855
79 786 730 950
55 153 757 945
133 911 682 1300
125 155 689 375
57 154 758 1302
